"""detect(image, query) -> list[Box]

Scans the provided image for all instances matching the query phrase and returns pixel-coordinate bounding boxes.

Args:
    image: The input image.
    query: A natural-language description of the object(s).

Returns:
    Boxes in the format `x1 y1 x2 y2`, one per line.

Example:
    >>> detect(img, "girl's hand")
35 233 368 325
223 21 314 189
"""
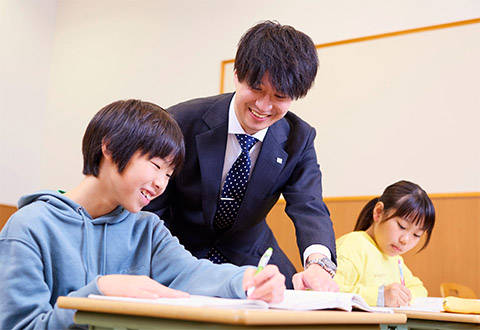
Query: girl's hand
384 283 412 307
243 265 286 303
98 274 189 299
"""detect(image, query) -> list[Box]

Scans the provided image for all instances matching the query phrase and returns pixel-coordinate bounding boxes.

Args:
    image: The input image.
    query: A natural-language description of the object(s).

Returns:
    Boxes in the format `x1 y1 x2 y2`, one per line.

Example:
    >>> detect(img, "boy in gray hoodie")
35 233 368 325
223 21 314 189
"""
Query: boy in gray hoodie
0 99 285 330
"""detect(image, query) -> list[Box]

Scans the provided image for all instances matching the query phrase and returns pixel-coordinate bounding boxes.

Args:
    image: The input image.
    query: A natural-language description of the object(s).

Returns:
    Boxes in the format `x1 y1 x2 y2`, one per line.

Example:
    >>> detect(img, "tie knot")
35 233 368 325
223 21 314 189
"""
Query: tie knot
235 134 257 152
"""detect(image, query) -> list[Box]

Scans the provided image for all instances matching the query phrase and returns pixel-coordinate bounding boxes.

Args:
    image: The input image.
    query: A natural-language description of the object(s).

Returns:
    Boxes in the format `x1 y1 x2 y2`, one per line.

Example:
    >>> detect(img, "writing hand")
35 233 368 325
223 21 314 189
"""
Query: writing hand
384 282 412 307
243 265 285 303
292 264 339 291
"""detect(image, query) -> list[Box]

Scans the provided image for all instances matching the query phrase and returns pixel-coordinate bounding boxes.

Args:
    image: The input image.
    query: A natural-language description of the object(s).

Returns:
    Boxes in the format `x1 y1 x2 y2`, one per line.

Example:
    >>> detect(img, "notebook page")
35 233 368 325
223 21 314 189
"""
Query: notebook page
88 294 268 309
395 297 444 312
269 290 357 311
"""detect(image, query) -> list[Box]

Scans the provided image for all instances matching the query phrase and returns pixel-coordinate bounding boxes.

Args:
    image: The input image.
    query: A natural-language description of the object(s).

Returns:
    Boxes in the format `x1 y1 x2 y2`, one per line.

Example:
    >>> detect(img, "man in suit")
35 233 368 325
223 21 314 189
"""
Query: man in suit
146 21 338 290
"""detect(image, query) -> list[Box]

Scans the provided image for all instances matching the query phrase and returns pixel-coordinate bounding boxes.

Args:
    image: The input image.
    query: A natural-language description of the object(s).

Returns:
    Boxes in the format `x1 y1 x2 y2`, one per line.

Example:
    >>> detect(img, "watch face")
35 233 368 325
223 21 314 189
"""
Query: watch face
321 257 337 271
307 257 337 277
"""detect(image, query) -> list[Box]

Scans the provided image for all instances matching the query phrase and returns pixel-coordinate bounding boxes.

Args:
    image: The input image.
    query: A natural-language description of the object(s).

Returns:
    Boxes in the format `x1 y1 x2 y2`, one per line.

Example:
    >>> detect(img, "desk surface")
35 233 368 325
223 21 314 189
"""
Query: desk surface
57 296 406 326
396 310 480 324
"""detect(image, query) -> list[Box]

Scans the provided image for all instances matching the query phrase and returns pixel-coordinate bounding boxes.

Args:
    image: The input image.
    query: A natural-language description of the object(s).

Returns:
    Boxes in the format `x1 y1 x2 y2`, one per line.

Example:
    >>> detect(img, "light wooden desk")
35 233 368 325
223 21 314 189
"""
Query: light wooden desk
57 296 406 330
389 310 480 330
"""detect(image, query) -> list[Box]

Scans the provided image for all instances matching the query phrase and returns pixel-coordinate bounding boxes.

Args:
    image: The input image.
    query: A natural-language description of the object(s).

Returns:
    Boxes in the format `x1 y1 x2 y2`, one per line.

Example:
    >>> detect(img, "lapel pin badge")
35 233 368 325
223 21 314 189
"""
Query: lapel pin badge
276 157 283 164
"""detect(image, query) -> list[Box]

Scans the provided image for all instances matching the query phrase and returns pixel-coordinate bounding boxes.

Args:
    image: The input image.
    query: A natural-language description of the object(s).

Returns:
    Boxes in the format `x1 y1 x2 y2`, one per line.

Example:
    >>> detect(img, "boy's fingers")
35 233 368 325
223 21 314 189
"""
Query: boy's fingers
147 281 189 298
248 266 285 302
242 267 256 291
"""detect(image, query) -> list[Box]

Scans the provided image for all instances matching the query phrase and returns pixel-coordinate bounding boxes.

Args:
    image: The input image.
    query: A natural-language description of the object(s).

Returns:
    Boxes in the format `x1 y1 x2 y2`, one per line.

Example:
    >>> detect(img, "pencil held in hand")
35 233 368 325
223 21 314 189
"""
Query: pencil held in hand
398 259 405 286
247 247 273 296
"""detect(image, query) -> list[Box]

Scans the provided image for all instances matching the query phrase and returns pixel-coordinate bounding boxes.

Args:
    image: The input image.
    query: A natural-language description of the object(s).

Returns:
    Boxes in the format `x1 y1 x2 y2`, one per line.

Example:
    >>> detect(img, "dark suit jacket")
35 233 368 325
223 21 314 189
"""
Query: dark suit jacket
145 93 336 288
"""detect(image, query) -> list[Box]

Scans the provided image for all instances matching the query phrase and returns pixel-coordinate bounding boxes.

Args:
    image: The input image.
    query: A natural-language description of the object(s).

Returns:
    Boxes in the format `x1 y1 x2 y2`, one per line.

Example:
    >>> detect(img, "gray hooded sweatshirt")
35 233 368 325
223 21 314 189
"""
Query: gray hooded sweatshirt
0 190 247 329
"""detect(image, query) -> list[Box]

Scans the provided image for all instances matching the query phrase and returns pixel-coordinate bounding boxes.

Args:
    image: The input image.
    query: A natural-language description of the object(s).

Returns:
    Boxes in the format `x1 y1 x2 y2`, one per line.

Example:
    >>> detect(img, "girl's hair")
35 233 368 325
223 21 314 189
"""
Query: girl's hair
354 180 435 251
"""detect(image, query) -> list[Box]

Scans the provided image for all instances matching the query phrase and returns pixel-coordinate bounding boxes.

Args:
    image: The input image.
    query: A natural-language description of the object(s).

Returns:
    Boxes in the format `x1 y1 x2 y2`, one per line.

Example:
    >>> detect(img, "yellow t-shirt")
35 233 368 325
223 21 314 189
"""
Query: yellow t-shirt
334 231 427 306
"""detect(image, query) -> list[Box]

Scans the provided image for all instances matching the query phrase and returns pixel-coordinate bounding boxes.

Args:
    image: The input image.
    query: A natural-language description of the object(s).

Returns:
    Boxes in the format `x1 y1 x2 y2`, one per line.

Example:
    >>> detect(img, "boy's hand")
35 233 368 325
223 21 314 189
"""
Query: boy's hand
243 265 285 303
384 283 412 307
292 264 339 291
98 274 189 299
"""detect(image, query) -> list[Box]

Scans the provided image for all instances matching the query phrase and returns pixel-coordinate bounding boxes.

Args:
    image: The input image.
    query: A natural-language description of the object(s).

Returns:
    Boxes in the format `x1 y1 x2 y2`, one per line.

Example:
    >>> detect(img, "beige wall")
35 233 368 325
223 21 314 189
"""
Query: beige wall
222 21 480 196
0 0 56 204
1 0 480 204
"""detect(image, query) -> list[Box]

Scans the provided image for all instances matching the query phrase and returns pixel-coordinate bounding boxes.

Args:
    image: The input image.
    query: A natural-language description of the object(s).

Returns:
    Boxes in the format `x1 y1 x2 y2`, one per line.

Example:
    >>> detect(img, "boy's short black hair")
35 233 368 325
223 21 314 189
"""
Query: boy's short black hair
234 20 318 100
82 99 184 177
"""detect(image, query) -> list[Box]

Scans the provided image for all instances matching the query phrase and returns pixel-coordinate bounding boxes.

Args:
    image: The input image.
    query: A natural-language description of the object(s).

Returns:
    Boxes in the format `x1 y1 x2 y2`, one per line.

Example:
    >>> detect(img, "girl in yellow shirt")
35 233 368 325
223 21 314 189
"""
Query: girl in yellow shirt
334 180 435 307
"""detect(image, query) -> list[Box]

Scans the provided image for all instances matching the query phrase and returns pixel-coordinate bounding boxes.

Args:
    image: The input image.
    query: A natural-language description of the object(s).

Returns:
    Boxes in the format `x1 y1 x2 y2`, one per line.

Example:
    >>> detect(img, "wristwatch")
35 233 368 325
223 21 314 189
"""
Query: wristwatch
305 257 337 277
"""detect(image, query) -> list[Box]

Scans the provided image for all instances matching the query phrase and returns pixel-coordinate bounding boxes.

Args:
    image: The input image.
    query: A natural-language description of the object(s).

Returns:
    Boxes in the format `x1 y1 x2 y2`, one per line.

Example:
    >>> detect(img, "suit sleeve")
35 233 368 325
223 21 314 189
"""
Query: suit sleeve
281 126 336 263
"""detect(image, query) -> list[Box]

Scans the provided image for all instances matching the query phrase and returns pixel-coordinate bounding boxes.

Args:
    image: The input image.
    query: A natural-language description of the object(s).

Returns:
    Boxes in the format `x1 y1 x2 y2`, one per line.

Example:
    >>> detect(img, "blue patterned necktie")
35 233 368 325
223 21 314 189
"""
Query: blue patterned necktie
207 134 258 263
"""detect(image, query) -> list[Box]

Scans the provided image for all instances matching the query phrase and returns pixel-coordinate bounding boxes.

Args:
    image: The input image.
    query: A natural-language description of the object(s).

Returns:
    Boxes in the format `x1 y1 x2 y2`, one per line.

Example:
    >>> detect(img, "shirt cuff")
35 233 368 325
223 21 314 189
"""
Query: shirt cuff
377 285 385 307
303 244 332 267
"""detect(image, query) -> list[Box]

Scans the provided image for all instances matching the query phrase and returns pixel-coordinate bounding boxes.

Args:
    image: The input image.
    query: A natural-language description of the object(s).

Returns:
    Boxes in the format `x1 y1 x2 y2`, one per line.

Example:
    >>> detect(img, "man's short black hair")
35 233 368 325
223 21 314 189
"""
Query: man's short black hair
234 20 318 100
82 99 184 177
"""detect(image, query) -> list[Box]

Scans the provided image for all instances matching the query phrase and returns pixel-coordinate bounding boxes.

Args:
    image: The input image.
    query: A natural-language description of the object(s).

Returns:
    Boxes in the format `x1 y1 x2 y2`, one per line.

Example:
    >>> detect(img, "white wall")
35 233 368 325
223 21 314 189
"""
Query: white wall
1 0 480 204
0 0 57 205
223 22 480 196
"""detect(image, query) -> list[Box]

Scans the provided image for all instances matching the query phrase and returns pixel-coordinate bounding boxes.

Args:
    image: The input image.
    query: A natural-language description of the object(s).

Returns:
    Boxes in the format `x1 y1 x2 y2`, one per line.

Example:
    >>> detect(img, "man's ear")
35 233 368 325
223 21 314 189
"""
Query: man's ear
233 70 239 87
373 201 384 223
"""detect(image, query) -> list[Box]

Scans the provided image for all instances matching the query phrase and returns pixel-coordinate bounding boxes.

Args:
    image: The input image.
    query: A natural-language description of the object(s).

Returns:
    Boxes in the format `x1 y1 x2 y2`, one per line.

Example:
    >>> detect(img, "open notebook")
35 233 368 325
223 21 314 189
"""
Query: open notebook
394 297 445 312
88 290 391 313
395 296 480 314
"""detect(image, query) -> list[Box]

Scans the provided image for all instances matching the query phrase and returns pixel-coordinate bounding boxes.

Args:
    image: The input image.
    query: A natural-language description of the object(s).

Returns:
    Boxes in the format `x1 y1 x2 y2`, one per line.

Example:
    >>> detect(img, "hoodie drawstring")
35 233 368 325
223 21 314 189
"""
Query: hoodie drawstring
102 223 108 276
80 207 92 284
80 208 109 283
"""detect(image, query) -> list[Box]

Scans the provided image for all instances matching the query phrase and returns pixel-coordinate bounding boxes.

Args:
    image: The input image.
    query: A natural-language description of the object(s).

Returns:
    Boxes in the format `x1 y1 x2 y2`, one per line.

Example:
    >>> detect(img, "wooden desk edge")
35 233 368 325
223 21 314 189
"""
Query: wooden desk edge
57 296 406 325
394 309 480 324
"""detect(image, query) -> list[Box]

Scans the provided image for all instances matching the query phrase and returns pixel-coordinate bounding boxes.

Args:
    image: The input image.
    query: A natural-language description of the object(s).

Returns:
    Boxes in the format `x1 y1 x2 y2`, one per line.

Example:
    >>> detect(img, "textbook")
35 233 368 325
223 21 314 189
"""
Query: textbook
443 296 480 314
88 290 391 313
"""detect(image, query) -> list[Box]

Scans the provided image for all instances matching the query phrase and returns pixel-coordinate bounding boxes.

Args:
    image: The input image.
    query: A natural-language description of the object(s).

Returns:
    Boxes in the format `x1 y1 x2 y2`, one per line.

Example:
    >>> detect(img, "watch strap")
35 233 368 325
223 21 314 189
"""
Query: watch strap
305 257 337 277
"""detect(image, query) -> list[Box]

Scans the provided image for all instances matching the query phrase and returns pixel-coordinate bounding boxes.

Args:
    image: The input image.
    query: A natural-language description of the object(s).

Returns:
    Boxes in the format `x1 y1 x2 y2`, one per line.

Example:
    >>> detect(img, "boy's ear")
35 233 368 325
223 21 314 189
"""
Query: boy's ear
373 202 384 222
101 142 112 161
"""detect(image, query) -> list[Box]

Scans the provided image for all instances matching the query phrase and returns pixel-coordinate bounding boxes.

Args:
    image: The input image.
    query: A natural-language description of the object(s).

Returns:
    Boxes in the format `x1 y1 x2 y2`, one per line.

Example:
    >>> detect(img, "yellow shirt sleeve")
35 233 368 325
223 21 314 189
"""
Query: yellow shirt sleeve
401 259 428 298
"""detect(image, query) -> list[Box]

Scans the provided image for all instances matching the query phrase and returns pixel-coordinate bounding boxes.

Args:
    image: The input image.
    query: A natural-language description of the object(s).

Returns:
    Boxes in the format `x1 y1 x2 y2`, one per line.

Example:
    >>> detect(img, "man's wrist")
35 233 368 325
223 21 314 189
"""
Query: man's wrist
303 245 332 266
305 256 337 277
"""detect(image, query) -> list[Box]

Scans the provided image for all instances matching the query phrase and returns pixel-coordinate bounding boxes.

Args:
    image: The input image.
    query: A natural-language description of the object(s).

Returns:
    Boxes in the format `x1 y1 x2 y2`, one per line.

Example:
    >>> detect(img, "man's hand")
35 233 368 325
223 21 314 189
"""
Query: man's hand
384 283 412 307
292 264 339 291
98 274 189 299
243 265 286 303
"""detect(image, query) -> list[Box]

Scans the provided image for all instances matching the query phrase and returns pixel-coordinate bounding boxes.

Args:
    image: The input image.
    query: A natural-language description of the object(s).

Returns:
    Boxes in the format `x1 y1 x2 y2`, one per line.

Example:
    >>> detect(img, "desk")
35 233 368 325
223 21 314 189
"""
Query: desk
57 296 406 329
387 310 480 330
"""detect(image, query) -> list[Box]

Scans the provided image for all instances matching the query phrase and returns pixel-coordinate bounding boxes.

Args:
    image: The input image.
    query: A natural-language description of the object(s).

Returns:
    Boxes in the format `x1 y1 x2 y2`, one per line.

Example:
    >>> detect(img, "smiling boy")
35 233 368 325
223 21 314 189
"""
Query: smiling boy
0 100 285 330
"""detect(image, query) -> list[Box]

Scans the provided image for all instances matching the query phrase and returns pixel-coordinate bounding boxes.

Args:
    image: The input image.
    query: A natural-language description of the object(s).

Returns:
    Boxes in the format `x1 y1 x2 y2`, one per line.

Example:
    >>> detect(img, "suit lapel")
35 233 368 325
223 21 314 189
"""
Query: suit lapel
195 95 232 226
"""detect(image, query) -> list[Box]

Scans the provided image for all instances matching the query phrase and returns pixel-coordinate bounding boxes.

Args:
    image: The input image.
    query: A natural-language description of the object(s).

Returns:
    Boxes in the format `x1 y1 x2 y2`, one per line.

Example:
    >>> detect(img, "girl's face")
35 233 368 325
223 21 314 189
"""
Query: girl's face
370 203 425 256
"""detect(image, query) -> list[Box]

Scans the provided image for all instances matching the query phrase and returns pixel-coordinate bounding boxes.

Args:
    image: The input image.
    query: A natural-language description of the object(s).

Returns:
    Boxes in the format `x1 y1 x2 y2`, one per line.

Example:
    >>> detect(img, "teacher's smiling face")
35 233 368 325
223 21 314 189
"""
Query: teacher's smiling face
233 72 292 135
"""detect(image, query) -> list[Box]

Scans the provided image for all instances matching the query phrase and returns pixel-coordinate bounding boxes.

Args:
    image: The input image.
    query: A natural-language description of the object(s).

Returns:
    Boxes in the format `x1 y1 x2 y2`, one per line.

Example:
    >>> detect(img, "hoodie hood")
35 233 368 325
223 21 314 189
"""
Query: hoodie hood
18 190 129 225
18 190 131 282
